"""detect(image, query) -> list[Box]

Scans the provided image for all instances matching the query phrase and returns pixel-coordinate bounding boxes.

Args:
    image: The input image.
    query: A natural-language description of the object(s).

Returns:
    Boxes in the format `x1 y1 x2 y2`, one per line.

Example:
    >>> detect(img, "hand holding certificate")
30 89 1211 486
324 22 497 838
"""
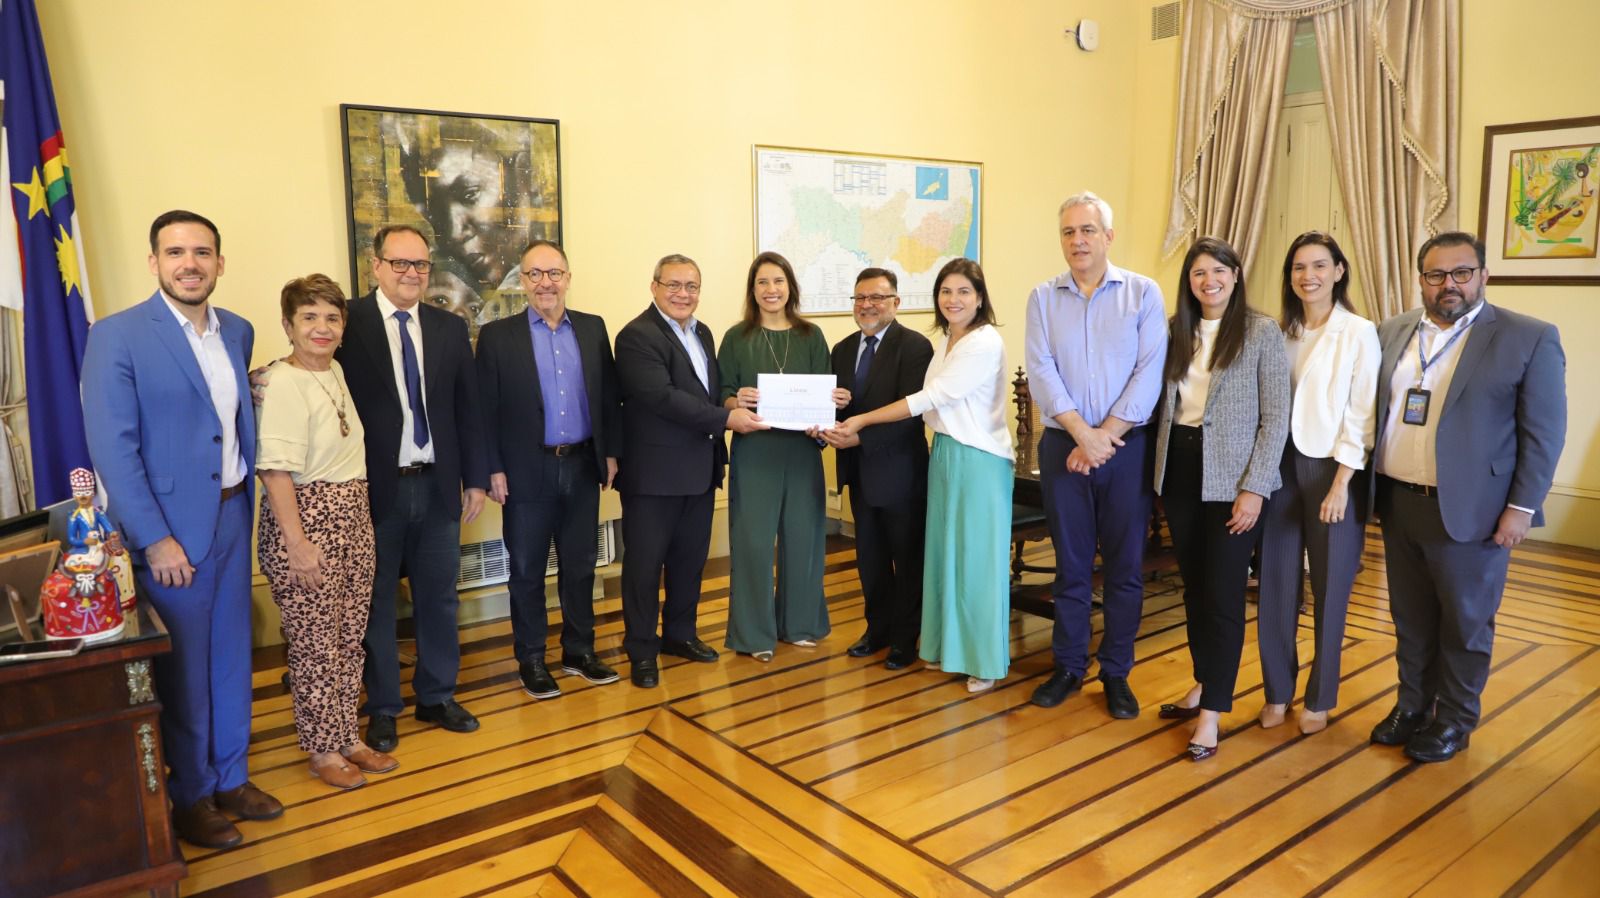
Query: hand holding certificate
757 373 838 431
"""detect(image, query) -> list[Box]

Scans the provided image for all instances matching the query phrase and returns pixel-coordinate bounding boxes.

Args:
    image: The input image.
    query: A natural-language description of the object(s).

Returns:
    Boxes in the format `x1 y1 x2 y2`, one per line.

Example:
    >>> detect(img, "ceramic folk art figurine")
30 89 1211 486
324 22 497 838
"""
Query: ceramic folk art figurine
42 469 126 642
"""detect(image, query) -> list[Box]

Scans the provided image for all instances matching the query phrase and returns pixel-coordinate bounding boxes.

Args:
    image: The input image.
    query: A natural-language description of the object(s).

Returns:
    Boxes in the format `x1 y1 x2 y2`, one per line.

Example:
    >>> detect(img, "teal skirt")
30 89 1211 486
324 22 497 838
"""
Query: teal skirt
921 433 1013 680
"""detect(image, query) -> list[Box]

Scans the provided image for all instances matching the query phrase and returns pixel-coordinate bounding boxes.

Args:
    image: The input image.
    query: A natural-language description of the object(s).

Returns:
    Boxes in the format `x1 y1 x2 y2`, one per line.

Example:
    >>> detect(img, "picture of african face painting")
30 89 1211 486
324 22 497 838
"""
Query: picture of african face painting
341 105 561 340
1501 141 1597 260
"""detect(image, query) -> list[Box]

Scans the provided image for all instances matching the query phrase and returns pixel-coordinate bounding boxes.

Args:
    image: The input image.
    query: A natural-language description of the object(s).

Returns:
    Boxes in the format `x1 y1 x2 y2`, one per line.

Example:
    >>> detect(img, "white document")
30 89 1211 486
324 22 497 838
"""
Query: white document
757 373 837 431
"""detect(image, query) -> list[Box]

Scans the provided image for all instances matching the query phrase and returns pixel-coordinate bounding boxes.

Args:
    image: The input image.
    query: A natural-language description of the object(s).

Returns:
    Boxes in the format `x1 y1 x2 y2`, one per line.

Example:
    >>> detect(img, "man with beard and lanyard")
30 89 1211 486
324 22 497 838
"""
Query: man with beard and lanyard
1367 231 1565 763
83 210 281 848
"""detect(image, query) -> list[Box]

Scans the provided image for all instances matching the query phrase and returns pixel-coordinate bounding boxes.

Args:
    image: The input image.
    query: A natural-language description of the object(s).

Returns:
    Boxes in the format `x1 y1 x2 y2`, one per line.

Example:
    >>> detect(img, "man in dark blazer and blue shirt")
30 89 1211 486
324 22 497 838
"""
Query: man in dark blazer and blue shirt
1369 231 1566 763
477 240 622 700
821 268 933 669
613 254 766 687
338 225 488 750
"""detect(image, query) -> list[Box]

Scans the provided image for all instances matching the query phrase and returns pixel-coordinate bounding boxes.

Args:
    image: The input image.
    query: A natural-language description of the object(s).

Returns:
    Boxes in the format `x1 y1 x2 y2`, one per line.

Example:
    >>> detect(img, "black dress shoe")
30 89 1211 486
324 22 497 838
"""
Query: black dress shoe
366 714 398 753
1370 707 1430 746
847 636 886 658
884 648 916 670
661 638 719 663
632 658 660 688
1404 721 1470 763
1158 703 1202 720
173 797 243 849
1030 670 1084 708
214 781 283 821
519 660 561 699
1102 676 1140 719
562 653 620 685
416 700 479 733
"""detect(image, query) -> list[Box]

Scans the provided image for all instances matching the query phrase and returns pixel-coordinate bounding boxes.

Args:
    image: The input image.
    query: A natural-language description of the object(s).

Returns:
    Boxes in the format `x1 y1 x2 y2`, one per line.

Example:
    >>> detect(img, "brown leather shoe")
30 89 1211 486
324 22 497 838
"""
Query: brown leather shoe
309 753 367 790
214 781 284 821
173 797 243 849
341 744 399 774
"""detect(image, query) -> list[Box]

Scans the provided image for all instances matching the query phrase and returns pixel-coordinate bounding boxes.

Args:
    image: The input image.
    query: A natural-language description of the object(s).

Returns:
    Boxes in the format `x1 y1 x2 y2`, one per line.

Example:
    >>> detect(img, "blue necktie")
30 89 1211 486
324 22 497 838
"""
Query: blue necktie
854 334 878 392
393 310 429 448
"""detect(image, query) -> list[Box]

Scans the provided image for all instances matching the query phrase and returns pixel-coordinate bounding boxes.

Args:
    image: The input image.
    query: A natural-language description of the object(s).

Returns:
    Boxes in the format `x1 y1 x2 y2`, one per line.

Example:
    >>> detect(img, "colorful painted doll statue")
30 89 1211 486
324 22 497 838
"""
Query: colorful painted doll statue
42 469 126 642
64 467 135 609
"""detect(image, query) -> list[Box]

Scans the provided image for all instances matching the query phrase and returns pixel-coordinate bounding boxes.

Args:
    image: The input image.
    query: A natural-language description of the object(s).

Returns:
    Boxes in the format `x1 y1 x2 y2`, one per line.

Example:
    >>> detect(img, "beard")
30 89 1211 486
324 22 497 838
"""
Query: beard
160 270 217 306
1426 285 1483 324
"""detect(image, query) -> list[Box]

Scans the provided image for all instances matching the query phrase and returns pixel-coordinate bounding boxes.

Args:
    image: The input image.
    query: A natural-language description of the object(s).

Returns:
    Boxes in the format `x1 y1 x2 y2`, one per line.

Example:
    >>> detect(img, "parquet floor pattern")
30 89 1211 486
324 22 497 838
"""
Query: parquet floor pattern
176 529 1600 897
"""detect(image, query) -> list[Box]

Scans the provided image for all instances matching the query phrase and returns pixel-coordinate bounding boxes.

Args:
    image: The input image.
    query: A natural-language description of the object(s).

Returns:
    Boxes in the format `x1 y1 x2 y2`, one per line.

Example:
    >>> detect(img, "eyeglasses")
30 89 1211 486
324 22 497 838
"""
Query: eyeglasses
522 267 567 283
1420 266 1481 286
851 293 898 306
654 279 701 295
380 258 433 274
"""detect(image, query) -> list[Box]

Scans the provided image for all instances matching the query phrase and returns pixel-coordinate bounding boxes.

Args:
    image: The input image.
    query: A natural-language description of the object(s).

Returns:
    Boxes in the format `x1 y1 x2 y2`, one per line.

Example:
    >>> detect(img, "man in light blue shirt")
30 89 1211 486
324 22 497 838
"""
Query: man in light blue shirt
1024 191 1167 718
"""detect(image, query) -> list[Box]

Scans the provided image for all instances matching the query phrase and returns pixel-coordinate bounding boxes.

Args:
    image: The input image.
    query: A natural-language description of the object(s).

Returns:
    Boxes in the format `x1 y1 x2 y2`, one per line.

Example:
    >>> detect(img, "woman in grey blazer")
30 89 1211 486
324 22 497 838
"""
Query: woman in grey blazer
1152 237 1290 761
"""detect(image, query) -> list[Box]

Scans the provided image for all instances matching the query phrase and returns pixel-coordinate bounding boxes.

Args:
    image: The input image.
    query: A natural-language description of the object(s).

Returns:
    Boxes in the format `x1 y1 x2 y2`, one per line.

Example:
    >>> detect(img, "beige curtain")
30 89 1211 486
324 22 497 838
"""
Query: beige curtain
0 308 30 516
1317 0 1459 318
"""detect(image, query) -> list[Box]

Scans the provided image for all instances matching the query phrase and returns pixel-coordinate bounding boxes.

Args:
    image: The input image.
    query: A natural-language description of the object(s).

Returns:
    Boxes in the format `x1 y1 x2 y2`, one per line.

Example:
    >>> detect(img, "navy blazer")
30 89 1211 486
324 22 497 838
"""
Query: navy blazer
476 307 622 497
614 304 729 497
1372 303 1566 542
831 321 934 508
81 291 256 561
336 291 487 522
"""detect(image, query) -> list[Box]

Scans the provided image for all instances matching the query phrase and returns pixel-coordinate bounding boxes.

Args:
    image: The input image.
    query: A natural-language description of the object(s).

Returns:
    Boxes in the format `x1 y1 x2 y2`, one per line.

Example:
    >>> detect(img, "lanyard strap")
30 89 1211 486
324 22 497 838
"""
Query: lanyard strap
1416 318 1471 383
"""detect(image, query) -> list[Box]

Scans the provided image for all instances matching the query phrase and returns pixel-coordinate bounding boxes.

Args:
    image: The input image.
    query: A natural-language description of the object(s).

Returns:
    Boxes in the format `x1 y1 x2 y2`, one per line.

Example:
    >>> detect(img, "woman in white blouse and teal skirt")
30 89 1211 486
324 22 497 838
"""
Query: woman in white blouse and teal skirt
834 258 1014 692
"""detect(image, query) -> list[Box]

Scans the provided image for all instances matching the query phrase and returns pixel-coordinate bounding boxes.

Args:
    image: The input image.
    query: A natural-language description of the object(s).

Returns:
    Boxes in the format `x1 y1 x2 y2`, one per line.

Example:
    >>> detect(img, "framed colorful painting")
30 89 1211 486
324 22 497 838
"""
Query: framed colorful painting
340 104 562 339
1477 115 1600 286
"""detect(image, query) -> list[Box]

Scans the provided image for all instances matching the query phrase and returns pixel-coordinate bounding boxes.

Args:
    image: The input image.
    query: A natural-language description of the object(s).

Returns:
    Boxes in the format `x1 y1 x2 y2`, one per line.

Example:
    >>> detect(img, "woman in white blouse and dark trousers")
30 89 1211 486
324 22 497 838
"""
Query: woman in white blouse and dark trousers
1152 237 1290 761
835 258 1014 693
1256 232 1380 734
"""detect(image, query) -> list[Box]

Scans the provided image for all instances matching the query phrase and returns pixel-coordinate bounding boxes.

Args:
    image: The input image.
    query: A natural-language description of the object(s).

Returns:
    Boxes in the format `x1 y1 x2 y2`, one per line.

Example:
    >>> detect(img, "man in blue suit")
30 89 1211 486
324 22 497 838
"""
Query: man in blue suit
82 210 281 849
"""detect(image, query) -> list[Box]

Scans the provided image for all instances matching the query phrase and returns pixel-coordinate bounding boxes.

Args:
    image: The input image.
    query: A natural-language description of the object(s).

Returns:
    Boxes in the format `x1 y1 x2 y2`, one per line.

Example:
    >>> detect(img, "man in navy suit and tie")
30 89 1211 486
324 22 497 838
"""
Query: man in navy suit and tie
83 210 282 848
337 225 488 751
1368 231 1566 762
613 254 766 688
477 240 623 700
820 268 934 669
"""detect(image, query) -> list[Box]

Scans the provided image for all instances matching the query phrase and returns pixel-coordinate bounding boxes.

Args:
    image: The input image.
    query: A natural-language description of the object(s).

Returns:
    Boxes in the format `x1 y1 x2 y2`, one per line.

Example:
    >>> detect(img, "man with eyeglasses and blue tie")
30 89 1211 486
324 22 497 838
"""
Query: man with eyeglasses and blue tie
476 240 623 700
339 224 488 751
614 254 767 687
1366 231 1565 763
819 268 934 670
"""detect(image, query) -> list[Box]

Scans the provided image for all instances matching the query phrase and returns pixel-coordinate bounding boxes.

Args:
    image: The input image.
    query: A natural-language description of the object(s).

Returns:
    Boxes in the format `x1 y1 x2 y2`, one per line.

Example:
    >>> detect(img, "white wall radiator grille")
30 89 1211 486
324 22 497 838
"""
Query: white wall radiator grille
456 520 616 590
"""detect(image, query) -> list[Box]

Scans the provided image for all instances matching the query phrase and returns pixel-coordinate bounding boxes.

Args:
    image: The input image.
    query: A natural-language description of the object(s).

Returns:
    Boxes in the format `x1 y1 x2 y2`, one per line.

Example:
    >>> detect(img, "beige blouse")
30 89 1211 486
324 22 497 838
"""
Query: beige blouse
256 360 366 485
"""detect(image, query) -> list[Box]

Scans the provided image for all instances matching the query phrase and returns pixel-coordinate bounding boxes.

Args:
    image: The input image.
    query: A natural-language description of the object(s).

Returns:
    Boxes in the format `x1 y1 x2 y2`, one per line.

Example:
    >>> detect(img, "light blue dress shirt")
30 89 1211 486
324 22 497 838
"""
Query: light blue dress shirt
654 304 710 392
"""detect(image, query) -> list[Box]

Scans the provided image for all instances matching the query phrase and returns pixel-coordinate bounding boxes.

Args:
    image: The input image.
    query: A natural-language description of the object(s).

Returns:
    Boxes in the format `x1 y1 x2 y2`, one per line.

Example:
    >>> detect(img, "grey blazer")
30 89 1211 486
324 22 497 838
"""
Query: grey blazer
1370 303 1565 542
1153 312 1290 501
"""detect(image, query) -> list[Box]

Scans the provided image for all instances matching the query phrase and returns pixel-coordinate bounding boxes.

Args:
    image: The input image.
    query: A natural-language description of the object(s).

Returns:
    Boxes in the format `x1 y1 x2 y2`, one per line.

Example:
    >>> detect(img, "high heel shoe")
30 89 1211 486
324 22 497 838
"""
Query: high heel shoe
1158 703 1201 720
1259 703 1288 729
1298 709 1329 734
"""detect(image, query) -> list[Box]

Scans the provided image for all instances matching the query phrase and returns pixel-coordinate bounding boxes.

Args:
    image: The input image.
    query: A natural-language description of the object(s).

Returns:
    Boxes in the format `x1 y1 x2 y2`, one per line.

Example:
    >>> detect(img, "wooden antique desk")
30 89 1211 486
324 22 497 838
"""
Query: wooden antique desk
0 602 184 898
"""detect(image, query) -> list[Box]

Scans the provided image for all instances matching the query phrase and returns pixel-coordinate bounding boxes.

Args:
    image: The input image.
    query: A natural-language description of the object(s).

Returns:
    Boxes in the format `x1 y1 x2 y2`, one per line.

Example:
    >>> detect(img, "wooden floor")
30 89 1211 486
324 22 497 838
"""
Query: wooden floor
174 529 1600 897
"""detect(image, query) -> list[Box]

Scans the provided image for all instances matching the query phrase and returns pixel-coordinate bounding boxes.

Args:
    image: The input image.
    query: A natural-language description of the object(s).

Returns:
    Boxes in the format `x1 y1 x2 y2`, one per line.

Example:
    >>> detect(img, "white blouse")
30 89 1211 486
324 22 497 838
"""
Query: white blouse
905 324 1014 461
1176 317 1220 427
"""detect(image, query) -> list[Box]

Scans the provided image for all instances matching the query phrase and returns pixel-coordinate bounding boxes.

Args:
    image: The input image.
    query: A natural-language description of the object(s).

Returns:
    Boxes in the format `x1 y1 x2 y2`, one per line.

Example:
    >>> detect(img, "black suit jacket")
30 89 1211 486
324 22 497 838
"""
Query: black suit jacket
614 304 729 497
832 320 935 507
337 291 488 522
476 308 621 497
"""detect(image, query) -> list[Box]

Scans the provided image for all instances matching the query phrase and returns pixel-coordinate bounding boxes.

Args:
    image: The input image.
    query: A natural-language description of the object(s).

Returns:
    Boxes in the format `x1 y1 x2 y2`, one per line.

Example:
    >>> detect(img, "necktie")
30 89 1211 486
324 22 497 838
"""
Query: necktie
393 310 429 448
854 334 878 392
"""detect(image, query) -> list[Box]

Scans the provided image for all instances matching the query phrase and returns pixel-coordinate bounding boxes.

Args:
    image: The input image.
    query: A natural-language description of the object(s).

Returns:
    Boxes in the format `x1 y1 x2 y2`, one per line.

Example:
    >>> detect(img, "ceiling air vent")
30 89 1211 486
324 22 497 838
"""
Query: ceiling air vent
1152 2 1181 40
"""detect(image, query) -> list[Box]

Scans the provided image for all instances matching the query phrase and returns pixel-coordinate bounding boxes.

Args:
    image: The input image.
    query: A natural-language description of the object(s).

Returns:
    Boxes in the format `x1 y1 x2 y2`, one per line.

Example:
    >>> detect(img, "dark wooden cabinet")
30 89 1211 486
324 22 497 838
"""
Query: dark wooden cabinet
0 603 185 898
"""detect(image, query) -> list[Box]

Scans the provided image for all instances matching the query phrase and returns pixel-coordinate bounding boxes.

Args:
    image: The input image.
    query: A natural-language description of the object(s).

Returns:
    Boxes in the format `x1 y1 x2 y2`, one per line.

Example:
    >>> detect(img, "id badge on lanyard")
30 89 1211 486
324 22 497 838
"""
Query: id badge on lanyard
1404 320 1470 426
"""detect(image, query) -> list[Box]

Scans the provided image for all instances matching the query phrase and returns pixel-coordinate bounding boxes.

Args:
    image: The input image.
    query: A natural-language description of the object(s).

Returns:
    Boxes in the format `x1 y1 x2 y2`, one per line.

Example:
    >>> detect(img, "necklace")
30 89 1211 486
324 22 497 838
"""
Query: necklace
292 358 351 437
760 327 792 374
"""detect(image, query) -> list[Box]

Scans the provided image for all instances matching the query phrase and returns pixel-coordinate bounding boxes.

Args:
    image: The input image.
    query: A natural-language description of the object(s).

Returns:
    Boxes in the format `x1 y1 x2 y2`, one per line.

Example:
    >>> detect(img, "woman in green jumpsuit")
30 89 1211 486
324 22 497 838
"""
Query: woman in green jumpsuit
719 252 834 661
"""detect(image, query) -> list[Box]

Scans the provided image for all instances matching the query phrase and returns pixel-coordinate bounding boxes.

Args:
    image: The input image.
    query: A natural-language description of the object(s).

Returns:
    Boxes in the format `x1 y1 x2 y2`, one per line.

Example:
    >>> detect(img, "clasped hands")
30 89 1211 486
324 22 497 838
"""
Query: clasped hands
1065 426 1124 474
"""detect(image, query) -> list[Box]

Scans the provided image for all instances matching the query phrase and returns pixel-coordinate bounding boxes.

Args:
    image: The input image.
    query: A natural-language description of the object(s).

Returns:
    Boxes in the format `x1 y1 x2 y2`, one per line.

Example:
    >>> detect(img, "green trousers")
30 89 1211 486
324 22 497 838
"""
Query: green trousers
724 429 829 653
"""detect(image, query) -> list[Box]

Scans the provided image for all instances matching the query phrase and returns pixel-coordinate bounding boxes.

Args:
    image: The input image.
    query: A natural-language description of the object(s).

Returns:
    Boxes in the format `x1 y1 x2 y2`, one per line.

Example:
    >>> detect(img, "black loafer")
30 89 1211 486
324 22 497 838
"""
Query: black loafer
1370 707 1430 746
1184 742 1218 762
661 638 719 663
1102 676 1140 719
519 660 561 699
631 658 660 688
415 700 479 733
847 636 886 658
1404 721 1470 763
884 648 916 670
366 713 398 752
1030 670 1084 708
562 653 620 685
1158 703 1202 720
